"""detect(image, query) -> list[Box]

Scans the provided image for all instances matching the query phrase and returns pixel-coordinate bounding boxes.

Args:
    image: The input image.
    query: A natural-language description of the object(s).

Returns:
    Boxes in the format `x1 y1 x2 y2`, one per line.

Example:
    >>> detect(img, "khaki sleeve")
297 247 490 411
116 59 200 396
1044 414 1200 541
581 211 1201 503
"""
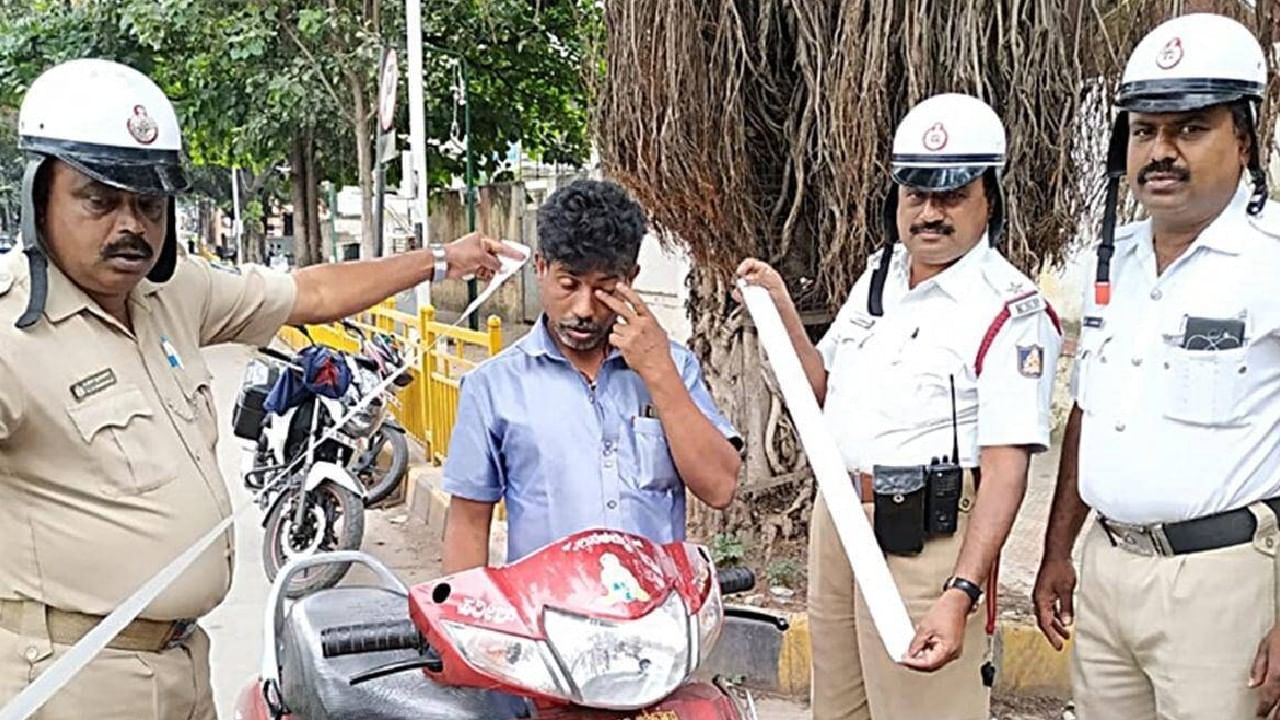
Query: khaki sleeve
187 258 298 347
0 349 24 441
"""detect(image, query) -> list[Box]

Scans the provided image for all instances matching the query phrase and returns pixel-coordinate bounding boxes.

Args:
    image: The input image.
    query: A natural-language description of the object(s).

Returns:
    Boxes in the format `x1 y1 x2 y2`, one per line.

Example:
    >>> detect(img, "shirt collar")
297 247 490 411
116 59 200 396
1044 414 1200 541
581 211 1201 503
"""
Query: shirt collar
42 256 158 328
43 258 96 324
516 314 624 364
1126 179 1252 260
516 314 563 358
890 235 992 303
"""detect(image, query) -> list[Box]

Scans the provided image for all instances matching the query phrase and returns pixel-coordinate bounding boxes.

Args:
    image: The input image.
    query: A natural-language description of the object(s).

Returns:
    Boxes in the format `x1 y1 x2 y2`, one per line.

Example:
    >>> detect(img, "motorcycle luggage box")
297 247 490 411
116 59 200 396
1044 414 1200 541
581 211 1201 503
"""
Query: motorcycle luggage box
279 586 527 720
231 383 272 440
232 361 278 441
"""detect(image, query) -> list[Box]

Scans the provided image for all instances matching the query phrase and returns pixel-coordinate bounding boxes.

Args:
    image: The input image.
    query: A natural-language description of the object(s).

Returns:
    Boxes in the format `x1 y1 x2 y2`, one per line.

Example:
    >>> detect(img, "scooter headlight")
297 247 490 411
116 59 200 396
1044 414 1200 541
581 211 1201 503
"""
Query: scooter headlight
695 580 724 663
439 621 569 699
542 590 692 709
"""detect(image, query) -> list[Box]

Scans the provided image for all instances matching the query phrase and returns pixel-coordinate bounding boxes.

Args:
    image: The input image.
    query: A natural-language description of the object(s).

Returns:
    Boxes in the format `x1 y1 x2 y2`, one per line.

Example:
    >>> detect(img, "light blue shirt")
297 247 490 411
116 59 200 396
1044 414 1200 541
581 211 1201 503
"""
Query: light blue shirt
443 316 740 562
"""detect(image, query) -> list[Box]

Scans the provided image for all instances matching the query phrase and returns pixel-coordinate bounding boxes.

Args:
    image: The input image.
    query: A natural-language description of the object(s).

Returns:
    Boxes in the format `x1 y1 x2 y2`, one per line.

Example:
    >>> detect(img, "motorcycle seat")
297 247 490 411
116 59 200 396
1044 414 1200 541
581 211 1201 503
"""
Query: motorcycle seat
278 586 528 720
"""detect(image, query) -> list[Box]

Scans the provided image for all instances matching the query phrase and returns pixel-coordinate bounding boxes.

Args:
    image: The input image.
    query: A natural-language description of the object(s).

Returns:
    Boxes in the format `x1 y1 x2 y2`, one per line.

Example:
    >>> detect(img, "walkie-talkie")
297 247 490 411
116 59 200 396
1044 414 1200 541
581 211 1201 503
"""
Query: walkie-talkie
925 375 963 537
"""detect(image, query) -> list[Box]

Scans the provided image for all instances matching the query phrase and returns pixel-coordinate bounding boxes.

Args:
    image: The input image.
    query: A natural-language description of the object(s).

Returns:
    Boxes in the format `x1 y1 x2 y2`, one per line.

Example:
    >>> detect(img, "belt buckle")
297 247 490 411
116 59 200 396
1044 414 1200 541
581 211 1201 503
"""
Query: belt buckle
1103 518 1174 557
164 619 196 650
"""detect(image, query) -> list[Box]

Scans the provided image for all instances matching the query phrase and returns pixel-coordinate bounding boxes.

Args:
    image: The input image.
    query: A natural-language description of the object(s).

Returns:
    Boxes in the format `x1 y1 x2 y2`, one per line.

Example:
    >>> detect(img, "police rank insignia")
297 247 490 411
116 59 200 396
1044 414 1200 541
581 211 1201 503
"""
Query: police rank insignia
1017 345 1044 378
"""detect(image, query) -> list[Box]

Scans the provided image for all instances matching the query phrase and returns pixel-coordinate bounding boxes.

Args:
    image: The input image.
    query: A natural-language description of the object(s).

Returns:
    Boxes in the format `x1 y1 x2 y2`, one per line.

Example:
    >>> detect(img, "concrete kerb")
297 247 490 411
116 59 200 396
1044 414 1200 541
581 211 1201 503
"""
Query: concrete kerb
404 464 1071 700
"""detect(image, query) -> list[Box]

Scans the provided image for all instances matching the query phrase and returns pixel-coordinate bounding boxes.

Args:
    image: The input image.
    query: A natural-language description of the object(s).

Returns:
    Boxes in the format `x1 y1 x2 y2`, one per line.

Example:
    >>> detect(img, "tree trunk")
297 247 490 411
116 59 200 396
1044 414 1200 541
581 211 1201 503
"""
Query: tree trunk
684 265 816 554
289 134 312 265
304 126 324 265
350 76 375 260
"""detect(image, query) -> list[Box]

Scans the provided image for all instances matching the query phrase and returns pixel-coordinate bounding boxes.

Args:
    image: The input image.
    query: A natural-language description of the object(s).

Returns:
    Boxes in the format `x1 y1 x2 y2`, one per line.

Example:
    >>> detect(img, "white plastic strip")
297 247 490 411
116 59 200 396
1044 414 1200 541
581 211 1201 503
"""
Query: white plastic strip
456 240 530 323
737 282 914 661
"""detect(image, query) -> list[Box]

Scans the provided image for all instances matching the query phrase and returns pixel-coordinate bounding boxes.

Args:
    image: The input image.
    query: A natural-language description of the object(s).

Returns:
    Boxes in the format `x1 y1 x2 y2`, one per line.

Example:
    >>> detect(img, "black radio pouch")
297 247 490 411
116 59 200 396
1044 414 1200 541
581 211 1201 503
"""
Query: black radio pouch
871 465 927 556
925 460 963 537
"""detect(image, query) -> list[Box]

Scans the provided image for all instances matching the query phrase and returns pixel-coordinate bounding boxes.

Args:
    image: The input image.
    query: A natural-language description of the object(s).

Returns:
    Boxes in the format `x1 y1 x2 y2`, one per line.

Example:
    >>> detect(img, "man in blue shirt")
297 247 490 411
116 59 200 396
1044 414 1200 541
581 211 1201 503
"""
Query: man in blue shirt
442 180 743 571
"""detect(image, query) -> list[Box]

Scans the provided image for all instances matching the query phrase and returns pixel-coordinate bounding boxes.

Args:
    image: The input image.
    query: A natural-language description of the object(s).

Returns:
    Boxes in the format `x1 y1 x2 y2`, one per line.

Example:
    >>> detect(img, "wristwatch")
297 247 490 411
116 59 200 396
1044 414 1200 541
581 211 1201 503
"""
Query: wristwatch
942 576 983 613
429 243 448 283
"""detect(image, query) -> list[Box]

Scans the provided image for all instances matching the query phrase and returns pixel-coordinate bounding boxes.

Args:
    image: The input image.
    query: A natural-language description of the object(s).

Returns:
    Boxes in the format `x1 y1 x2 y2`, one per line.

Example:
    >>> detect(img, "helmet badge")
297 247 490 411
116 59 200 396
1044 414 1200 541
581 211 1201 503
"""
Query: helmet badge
1156 37 1184 70
922 122 948 152
126 105 159 145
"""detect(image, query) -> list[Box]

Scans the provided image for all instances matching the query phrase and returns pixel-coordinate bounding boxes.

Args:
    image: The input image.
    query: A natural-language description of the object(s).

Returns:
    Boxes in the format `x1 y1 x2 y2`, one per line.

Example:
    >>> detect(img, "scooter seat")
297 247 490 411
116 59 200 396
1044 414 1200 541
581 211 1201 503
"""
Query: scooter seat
278 586 528 720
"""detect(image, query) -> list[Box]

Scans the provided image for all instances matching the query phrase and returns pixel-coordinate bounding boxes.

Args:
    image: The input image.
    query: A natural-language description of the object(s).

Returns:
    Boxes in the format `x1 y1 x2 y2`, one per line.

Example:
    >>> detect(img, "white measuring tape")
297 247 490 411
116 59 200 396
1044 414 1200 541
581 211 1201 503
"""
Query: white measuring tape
738 282 914 661
0 250 531 720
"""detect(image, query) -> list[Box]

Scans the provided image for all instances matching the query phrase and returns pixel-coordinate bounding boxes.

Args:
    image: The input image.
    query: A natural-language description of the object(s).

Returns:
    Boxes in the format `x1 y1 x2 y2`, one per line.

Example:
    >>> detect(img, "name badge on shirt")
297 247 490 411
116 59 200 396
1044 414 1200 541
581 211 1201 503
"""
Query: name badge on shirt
848 311 875 329
1010 294 1045 319
1083 315 1104 329
70 368 117 401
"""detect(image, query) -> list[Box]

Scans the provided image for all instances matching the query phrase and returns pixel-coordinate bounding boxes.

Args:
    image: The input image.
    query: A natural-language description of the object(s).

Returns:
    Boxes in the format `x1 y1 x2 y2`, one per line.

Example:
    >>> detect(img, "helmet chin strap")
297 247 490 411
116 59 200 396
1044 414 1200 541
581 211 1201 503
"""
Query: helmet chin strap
1245 106 1268 215
16 158 48 330
1094 114 1129 307
146 197 178 283
987 169 1005 248
867 187 898 317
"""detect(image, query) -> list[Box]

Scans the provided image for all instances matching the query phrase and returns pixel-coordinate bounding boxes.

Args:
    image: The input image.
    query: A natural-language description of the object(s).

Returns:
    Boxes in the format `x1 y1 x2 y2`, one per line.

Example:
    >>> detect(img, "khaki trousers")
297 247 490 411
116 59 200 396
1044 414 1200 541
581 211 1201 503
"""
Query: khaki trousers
0 618 216 720
1072 517 1276 720
808 493 990 720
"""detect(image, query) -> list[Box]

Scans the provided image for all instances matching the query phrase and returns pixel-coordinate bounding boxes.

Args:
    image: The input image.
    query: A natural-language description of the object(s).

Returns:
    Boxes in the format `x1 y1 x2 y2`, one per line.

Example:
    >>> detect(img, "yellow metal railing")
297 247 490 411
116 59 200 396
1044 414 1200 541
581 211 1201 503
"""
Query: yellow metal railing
278 299 502 464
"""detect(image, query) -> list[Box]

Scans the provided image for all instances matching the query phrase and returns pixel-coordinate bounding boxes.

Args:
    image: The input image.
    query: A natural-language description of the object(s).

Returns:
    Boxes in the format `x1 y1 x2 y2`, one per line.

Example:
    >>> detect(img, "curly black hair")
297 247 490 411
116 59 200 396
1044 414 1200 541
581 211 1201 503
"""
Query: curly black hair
537 179 648 276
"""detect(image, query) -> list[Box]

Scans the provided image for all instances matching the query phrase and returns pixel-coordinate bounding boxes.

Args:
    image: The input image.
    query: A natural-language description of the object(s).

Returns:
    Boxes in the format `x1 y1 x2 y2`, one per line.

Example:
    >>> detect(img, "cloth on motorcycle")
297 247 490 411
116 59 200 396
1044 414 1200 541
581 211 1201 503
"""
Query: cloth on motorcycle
264 345 351 414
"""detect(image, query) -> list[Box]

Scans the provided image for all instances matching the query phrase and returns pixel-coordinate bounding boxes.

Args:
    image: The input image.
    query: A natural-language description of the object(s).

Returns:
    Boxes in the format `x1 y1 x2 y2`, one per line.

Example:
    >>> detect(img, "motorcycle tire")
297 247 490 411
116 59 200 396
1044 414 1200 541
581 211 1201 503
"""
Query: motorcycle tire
262 482 366 598
359 424 410 506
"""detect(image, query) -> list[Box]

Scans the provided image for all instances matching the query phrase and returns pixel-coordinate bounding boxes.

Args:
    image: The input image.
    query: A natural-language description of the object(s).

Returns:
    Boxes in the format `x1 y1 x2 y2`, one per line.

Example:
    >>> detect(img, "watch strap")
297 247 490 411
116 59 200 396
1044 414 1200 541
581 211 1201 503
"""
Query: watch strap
429 243 447 283
942 576 983 612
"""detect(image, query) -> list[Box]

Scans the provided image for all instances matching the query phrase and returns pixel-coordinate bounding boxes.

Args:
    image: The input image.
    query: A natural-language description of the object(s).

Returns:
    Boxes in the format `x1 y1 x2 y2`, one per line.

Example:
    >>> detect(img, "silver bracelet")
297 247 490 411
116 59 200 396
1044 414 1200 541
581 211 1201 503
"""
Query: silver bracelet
429 243 447 283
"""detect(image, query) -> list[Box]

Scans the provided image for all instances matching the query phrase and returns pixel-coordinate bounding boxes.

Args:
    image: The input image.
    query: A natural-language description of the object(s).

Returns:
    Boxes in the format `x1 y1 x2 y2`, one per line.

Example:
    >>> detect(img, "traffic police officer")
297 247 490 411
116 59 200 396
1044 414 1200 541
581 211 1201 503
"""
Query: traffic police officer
1034 13 1280 719
739 93 1063 720
0 58 516 719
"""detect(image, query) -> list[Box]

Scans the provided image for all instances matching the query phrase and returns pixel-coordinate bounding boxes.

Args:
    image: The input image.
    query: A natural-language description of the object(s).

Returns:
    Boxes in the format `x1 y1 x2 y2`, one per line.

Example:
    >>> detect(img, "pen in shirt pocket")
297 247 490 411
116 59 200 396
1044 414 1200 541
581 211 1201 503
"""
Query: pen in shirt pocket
160 335 184 369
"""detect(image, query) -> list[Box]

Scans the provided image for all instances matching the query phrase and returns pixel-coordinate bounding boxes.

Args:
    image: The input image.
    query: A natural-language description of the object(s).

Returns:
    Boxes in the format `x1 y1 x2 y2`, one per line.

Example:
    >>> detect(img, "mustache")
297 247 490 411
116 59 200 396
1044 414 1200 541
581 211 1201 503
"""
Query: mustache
101 233 154 260
1138 160 1190 185
558 319 605 334
909 221 954 236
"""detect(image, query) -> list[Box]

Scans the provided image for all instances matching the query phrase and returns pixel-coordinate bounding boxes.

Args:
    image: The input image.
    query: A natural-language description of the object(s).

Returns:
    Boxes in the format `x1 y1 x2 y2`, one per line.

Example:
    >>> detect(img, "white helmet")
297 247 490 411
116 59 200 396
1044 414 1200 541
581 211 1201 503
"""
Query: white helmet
1094 14 1267 306
1118 13 1266 113
15 58 189 329
890 93 1007 192
870 93 1008 316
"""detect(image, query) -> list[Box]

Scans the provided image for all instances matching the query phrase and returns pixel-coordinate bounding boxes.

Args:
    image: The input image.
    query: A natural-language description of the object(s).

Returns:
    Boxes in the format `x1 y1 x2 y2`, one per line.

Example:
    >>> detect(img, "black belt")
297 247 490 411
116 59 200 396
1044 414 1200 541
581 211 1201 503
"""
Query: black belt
1099 498 1280 557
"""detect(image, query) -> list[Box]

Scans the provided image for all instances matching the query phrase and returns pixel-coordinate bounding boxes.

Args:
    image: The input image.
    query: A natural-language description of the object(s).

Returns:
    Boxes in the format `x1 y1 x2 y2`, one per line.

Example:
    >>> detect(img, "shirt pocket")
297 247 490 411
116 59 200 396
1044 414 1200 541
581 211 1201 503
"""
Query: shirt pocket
621 416 679 491
1073 329 1112 413
1161 344 1249 427
826 325 874 399
65 385 179 496
176 364 219 451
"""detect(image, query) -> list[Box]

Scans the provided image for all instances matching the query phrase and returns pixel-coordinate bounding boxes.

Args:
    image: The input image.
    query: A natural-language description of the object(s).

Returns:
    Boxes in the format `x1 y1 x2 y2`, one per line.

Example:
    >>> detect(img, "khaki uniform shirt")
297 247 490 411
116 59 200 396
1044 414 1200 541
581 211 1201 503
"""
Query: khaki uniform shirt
0 249 296 620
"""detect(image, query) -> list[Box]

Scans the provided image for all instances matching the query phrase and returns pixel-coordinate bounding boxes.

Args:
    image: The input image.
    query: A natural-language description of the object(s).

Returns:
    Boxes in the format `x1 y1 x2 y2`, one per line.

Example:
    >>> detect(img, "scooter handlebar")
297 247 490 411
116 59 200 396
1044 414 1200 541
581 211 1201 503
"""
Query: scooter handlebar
716 567 756 595
319 619 424 658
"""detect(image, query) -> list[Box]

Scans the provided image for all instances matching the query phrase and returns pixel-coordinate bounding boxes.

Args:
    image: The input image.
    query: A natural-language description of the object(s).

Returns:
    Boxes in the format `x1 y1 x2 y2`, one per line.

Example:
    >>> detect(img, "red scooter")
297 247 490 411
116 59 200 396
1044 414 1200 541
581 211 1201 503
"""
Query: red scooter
235 528 779 719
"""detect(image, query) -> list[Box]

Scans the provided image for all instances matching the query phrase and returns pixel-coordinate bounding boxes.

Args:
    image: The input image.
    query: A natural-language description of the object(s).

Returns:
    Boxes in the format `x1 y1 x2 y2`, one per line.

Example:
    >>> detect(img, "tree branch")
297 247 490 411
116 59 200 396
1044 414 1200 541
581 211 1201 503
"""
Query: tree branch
281 18 354 125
